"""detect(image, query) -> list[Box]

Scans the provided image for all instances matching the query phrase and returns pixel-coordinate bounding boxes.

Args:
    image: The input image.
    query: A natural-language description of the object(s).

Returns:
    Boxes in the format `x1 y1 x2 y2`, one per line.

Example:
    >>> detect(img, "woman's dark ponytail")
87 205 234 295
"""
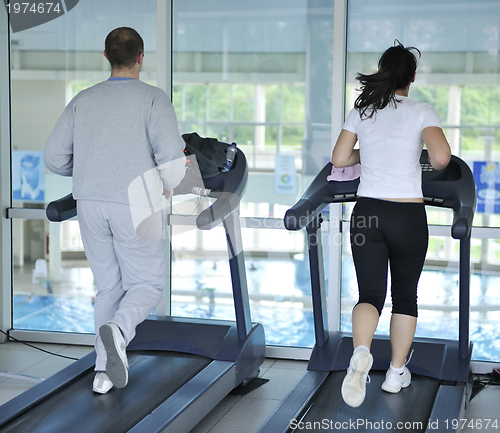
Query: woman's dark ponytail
354 40 421 119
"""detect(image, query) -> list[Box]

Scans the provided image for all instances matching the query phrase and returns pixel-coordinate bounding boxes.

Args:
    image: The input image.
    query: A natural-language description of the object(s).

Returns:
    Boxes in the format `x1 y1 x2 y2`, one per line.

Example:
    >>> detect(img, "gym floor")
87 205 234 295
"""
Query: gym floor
0 341 498 432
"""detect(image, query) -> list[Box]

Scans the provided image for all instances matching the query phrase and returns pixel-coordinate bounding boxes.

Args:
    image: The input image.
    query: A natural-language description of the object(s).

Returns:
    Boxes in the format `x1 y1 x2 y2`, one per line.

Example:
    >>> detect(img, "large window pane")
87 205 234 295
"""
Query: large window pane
345 0 500 361
233 85 255 122
172 0 335 347
208 84 231 121
184 84 207 124
11 1 158 333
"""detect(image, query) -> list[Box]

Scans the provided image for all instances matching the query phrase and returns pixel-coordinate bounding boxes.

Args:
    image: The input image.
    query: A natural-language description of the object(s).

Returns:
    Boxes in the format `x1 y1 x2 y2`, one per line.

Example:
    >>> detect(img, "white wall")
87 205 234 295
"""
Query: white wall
11 80 66 152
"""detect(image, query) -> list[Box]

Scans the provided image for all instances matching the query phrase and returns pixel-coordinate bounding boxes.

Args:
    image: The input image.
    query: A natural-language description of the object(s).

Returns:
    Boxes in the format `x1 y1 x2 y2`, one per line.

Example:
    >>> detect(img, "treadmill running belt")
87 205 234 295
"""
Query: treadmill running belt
297 371 440 432
0 351 212 433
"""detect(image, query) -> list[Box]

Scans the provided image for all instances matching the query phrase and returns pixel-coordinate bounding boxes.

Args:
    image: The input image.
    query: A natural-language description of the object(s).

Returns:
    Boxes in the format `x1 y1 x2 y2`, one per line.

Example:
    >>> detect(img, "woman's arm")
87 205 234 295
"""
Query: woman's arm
331 129 359 167
422 126 451 170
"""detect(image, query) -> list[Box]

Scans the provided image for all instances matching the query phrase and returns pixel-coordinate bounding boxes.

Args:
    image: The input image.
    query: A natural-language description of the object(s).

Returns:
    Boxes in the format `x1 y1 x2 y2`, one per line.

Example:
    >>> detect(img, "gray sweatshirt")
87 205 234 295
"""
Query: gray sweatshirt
44 79 186 205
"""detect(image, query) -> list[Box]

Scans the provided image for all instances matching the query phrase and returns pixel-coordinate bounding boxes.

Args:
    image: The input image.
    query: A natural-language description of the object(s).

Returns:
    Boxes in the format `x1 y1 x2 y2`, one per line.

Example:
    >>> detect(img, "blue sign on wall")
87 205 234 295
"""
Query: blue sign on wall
12 150 45 202
473 161 500 214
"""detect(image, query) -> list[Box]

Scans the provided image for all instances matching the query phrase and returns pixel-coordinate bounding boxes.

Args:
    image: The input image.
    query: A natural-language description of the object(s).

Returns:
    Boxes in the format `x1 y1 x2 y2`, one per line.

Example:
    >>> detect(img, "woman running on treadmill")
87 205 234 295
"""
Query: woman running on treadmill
331 41 451 408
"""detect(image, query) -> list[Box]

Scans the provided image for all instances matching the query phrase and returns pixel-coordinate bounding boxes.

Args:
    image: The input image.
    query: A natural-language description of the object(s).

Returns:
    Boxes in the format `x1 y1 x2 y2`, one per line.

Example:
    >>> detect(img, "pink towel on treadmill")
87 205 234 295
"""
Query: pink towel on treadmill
327 163 361 182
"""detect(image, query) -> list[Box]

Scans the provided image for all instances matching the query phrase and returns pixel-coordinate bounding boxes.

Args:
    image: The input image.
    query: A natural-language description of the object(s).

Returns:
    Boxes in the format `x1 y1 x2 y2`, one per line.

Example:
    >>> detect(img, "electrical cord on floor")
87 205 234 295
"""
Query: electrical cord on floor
471 373 500 401
0 329 79 361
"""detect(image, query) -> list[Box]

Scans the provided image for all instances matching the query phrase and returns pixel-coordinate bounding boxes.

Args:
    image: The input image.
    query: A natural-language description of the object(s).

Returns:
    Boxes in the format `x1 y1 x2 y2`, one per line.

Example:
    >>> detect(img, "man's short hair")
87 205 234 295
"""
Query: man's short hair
105 27 144 69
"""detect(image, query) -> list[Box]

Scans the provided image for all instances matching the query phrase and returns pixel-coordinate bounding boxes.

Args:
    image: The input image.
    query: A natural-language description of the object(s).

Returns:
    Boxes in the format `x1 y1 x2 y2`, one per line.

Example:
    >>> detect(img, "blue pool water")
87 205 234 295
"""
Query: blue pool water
12 293 500 361
14 295 95 333
12 258 500 362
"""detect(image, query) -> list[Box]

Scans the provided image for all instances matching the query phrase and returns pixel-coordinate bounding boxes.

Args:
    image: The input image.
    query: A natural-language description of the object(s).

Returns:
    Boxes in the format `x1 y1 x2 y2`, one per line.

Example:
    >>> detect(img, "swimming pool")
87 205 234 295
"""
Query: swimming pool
12 257 500 362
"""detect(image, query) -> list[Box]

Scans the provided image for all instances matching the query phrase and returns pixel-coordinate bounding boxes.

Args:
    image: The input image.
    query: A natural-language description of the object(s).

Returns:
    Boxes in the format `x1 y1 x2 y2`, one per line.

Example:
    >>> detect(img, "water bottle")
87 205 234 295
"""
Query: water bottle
221 142 237 172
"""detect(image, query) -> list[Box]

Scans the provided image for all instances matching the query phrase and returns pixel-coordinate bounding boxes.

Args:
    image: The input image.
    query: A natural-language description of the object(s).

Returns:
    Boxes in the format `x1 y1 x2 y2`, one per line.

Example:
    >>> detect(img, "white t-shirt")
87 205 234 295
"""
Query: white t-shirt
342 96 443 199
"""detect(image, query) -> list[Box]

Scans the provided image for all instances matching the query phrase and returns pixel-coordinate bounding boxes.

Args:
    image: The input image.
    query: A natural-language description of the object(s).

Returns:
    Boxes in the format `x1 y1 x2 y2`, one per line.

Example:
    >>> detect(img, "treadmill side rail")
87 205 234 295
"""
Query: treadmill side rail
426 385 467 433
129 361 236 433
0 352 96 427
257 370 330 433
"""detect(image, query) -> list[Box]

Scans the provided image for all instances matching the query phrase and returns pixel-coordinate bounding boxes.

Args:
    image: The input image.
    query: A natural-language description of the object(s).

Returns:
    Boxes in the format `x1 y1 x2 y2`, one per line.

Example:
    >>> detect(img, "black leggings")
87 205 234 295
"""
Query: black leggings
350 197 428 317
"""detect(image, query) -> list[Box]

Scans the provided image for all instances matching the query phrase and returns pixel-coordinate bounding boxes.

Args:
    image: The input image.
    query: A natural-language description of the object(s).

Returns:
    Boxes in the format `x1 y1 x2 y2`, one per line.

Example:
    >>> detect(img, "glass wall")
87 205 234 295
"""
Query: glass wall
5 0 499 362
170 0 335 346
8 0 335 348
10 0 158 334
343 0 500 361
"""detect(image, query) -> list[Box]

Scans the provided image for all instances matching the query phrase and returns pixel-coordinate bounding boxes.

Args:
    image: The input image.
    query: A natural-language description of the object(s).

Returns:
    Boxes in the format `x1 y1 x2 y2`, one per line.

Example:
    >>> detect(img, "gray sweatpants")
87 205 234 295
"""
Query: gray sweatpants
77 200 167 371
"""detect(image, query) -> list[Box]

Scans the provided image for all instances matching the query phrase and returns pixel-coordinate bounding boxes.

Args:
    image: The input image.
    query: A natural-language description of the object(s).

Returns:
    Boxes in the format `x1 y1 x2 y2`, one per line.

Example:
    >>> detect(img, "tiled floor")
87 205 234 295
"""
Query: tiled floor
0 341 499 432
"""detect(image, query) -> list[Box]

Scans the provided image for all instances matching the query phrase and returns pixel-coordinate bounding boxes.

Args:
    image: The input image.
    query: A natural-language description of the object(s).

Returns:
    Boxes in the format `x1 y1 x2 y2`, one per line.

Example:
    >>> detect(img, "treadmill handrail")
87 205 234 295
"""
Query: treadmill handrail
45 145 249 229
196 148 248 230
284 163 360 231
46 193 77 222
284 151 477 240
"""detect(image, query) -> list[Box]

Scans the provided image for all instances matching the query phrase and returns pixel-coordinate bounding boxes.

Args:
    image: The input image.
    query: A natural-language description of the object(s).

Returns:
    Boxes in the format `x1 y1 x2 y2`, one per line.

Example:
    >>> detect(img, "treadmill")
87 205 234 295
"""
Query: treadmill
258 150 476 433
0 144 265 433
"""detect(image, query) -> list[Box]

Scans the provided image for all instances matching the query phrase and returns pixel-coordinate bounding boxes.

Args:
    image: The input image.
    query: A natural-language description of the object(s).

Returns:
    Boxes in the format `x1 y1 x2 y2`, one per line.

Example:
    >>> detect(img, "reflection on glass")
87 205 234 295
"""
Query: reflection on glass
208 84 231 121
170 224 317 347
10 0 499 362
13 220 95 333
340 232 500 362
171 0 335 347
344 0 500 362
233 85 254 122
207 124 230 142
184 84 207 122
11 0 158 334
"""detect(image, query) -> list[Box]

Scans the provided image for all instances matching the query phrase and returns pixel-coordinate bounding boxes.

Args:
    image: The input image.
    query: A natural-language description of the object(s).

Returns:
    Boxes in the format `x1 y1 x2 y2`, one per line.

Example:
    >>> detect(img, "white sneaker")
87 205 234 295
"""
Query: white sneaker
341 350 373 407
381 366 411 393
92 372 113 394
99 322 129 388
382 350 414 393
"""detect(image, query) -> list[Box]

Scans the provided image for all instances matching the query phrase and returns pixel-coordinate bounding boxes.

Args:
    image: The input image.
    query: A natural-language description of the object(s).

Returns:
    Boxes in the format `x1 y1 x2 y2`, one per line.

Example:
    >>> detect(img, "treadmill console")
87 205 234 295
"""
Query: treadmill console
46 142 249 232
285 149 477 239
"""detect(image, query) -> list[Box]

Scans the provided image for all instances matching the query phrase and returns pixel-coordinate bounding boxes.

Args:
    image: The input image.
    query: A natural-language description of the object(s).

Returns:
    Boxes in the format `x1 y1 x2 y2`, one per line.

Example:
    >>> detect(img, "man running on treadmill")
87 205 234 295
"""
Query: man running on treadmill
44 27 186 394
